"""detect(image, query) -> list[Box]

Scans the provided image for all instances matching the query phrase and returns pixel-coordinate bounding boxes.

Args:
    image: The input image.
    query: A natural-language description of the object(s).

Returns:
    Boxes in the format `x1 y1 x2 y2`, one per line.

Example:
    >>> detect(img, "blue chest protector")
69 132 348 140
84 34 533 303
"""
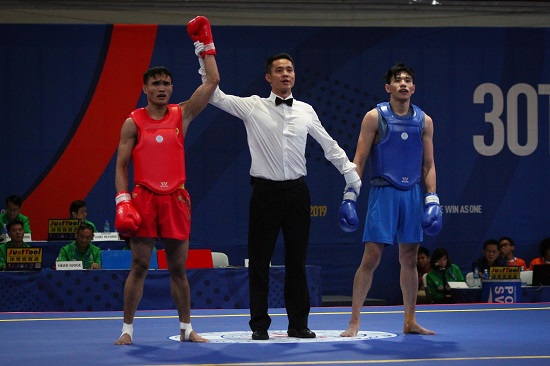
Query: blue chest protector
369 102 424 190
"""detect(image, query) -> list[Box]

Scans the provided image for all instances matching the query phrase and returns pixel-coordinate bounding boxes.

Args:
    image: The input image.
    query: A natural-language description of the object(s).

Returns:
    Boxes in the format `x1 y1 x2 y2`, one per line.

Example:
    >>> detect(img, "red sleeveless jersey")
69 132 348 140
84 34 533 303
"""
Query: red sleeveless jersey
130 105 185 193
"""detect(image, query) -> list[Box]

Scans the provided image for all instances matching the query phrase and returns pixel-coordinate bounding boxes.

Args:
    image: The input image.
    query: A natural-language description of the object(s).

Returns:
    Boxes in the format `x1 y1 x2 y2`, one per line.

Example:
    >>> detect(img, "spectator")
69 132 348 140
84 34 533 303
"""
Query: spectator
0 195 31 234
69 200 98 232
528 237 550 270
499 236 526 271
472 239 507 275
416 246 431 304
425 247 464 304
0 220 31 270
417 246 431 290
56 223 101 269
122 238 156 251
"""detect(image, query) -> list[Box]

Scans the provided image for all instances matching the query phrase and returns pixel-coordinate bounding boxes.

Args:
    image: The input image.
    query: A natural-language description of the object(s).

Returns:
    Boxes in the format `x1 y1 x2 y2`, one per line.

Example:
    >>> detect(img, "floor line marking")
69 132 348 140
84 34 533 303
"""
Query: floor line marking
143 355 550 366
1 305 548 323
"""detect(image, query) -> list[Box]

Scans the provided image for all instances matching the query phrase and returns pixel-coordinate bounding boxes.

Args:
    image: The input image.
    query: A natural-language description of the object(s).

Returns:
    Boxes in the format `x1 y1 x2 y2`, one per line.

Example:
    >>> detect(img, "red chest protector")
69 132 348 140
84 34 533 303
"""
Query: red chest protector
131 105 185 193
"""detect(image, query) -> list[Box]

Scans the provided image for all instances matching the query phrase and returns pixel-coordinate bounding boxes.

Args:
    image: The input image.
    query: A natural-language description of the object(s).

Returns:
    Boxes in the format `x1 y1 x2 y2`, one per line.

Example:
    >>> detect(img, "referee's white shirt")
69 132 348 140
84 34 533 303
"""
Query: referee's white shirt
209 87 356 182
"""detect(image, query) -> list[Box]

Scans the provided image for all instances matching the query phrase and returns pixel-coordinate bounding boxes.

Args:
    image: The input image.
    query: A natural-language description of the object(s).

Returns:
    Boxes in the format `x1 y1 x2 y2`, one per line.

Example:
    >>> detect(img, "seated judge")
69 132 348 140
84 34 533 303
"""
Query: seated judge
416 246 431 304
528 237 550 270
0 220 31 270
425 247 464 304
69 200 98 232
57 223 101 269
0 195 31 234
472 239 506 274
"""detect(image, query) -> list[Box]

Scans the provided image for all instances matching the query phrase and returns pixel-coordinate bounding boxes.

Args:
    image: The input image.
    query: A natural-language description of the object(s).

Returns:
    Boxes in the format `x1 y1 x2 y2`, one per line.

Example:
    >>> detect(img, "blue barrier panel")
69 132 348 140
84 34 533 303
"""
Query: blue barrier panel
481 280 522 303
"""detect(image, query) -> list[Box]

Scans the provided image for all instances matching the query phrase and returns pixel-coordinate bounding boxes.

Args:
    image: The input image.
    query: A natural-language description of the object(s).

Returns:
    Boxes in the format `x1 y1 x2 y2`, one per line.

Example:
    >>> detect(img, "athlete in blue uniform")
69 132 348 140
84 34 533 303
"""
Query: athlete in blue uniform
341 63 441 337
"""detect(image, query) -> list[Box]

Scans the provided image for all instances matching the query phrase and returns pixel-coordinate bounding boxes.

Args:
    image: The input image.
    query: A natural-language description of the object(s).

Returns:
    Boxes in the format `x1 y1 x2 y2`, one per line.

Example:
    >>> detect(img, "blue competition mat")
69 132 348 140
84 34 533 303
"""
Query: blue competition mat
1 303 549 365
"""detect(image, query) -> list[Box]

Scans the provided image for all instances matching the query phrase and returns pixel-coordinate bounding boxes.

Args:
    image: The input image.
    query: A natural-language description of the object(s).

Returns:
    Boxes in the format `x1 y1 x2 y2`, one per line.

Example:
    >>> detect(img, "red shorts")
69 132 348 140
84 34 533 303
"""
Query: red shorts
131 185 191 240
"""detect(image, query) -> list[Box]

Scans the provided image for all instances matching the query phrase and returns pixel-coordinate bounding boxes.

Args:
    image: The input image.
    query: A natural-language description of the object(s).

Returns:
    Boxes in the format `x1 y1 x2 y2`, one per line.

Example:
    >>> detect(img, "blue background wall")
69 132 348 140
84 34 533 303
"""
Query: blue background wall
1 25 549 304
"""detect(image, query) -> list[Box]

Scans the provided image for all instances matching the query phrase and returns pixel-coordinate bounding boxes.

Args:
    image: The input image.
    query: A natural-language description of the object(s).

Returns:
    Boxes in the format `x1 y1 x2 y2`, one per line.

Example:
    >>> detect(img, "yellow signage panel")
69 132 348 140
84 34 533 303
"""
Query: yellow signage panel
490 266 521 280
47 219 80 241
6 247 43 270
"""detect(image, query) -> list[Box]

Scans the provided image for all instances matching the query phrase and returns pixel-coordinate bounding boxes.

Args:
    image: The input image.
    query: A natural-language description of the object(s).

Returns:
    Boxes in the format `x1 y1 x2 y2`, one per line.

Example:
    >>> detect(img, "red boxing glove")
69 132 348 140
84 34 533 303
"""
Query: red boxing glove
115 191 142 236
187 15 216 58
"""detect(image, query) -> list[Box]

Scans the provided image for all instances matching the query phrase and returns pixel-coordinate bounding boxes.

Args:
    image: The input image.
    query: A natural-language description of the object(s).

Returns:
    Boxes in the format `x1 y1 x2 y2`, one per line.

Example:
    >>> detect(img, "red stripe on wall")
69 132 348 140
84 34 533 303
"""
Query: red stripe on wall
24 24 158 240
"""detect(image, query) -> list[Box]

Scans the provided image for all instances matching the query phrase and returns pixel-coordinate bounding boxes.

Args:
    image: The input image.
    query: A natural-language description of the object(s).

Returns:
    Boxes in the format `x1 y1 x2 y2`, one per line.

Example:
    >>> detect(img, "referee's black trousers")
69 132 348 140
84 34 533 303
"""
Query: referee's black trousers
248 176 311 332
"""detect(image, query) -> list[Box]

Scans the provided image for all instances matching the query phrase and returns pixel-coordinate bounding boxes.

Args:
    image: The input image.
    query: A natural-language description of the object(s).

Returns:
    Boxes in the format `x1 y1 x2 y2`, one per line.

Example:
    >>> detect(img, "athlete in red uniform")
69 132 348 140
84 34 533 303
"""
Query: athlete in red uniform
114 16 219 345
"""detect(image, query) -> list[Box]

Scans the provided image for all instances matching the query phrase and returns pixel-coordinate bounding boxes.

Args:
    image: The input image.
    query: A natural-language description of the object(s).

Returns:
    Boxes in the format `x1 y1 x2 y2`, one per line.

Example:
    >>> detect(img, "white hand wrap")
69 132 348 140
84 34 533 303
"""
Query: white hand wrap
115 192 131 205
194 41 207 82
180 322 193 341
193 41 205 57
203 42 215 53
344 170 361 197
343 190 358 202
425 193 440 205
121 322 133 340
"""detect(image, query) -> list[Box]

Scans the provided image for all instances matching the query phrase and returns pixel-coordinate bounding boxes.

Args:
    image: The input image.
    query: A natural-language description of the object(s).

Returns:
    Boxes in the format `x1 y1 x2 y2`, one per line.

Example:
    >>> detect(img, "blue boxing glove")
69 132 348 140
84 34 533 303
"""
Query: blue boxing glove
422 192 442 236
339 189 359 232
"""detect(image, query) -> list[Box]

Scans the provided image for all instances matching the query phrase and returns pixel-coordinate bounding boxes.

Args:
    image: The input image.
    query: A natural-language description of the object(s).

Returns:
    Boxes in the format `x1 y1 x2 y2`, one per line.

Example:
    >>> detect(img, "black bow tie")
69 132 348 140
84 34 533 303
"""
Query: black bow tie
275 97 293 106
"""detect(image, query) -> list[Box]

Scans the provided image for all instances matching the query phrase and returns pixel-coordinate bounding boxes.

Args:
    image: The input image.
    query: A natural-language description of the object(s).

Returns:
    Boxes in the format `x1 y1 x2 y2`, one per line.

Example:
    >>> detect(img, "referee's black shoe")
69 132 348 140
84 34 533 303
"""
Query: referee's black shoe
252 330 269 340
287 328 316 338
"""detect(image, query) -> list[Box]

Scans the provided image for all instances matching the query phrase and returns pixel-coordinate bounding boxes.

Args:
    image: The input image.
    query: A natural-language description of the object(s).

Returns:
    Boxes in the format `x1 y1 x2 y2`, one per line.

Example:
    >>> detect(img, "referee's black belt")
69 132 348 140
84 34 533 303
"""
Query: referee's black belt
250 176 305 189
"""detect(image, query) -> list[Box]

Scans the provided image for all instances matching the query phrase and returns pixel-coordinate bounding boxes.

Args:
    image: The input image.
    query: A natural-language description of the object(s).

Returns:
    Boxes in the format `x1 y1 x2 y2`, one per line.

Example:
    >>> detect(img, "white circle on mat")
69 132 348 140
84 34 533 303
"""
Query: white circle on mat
168 330 397 343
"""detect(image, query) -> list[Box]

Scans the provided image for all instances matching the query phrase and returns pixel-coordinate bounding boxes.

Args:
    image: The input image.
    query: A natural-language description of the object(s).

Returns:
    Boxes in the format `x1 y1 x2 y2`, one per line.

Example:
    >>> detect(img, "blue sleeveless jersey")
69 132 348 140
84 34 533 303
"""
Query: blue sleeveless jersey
369 102 424 190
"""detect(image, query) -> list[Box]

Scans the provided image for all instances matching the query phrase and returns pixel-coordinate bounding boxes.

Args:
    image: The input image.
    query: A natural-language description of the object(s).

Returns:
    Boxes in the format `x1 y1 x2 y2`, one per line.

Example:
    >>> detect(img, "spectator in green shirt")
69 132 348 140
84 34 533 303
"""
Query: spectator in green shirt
57 223 101 269
0 195 31 234
425 247 465 304
0 220 31 270
69 200 97 232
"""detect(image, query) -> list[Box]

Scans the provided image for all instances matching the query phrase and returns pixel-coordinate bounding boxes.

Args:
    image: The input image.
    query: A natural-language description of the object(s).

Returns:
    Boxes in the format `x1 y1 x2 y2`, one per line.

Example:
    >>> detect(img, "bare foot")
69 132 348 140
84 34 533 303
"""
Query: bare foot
404 322 435 335
114 333 132 345
180 330 208 343
340 323 360 337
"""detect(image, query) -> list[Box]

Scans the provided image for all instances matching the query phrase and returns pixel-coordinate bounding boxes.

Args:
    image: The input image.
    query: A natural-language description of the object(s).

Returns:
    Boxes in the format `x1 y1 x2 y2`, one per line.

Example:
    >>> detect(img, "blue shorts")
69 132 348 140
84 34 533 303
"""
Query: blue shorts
362 184 423 245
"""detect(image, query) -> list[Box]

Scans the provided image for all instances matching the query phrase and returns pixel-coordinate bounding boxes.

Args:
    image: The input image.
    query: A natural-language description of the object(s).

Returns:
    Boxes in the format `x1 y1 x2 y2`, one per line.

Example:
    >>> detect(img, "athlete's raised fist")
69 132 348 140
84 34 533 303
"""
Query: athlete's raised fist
187 16 216 58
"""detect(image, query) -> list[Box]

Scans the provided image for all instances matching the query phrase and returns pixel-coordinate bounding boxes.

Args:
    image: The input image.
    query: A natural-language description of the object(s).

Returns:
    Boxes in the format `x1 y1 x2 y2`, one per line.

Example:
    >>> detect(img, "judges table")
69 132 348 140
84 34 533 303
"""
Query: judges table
30 240 128 269
451 286 550 303
0 265 322 312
